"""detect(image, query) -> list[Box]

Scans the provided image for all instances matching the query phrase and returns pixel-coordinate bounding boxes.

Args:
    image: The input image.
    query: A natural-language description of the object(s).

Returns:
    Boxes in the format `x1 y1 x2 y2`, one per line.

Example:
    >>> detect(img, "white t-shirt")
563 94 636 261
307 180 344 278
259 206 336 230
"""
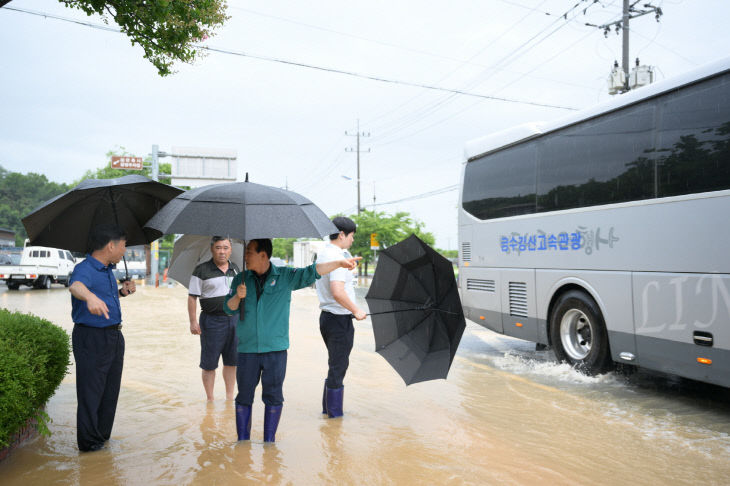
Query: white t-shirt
316 243 355 315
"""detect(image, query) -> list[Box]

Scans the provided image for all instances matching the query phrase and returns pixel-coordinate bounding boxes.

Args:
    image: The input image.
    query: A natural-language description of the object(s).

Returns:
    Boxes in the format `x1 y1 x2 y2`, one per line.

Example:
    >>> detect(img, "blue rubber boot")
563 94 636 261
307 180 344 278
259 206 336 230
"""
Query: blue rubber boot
325 386 344 418
263 405 283 442
235 404 252 441
322 381 327 414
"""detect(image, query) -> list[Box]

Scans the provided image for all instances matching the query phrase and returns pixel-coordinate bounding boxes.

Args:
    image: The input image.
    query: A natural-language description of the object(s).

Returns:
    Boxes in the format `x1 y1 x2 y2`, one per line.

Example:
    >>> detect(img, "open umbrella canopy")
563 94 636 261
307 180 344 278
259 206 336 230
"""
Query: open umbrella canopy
365 234 465 385
168 234 244 289
22 175 182 253
144 181 337 240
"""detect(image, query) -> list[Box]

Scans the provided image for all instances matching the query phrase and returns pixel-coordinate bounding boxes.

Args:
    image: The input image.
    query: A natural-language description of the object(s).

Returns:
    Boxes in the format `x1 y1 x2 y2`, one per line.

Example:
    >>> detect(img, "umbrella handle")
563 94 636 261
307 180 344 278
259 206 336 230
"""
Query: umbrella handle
119 255 130 283
108 187 130 283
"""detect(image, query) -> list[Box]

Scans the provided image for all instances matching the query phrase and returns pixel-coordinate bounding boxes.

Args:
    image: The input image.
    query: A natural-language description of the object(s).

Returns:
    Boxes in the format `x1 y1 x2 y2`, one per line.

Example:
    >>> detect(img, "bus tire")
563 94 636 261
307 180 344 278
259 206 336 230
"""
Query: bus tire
549 290 612 374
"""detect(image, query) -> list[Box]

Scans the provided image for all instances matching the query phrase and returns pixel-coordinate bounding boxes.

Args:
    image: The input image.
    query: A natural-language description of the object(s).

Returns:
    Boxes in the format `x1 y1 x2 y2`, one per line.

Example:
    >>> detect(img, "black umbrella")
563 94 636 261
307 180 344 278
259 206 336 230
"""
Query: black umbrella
22 175 182 277
365 234 465 385
144 179 337 240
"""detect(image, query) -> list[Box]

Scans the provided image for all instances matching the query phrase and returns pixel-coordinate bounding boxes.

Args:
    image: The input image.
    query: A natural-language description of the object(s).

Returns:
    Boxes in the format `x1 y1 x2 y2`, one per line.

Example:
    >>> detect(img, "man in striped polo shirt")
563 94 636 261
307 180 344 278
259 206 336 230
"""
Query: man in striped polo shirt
188 236 240 401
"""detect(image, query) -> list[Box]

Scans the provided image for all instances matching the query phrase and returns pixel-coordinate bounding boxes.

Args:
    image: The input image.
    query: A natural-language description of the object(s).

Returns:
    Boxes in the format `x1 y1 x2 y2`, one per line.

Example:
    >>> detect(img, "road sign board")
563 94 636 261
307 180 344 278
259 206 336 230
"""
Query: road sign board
370 233 380 250
111 156 144 170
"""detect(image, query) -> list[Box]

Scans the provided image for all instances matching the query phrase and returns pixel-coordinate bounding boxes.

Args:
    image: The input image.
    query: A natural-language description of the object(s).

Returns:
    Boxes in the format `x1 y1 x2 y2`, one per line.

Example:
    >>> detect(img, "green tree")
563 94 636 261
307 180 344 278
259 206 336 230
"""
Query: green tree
272 238 296 261
57 0 229 76
439 249 458 259
0 166 70 245
348 210 435 274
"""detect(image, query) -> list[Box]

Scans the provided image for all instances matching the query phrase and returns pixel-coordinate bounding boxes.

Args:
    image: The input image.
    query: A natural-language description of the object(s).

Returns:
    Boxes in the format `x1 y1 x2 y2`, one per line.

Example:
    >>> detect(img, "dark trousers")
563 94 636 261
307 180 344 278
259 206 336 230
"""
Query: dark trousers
319 311 354 389
72 324 124 451
235 350 287 406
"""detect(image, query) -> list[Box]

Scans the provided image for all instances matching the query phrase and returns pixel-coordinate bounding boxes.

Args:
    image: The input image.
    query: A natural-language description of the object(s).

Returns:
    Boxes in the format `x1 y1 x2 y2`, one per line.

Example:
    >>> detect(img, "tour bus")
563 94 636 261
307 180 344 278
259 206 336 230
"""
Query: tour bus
458 56 730 387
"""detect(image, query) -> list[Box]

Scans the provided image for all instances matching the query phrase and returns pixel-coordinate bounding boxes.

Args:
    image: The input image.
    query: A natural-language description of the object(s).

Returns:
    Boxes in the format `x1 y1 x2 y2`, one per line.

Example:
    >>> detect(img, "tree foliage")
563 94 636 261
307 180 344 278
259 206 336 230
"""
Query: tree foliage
0 166 70 245
0 148 175 246
59 0 229 76
272 238 296 261
348 209 435 265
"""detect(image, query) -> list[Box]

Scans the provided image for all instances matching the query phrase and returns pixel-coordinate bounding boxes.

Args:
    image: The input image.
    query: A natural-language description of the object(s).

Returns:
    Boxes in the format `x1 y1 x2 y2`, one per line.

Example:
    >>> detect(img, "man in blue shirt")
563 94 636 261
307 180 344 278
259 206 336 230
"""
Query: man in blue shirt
69 224 136 452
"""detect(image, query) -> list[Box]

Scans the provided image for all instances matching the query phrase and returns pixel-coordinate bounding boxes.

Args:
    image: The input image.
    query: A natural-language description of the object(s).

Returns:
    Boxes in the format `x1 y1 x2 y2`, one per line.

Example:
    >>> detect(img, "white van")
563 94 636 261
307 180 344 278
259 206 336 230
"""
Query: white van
0 245 76 290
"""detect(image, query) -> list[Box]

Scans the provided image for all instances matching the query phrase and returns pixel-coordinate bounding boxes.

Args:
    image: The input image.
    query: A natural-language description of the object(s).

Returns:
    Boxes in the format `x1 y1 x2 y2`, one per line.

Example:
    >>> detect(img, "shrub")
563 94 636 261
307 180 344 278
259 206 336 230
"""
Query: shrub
0 309 70 447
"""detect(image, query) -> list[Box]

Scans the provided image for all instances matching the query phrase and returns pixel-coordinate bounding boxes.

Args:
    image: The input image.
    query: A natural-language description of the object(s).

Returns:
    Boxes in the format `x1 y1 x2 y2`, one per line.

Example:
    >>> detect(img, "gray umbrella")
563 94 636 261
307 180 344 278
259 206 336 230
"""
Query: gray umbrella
168 234 244 288
144 180 337 240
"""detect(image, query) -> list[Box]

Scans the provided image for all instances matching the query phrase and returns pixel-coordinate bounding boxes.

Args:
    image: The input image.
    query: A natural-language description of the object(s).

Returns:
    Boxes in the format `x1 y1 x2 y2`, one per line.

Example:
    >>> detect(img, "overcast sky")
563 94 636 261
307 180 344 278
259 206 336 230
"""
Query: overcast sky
1 0 728 249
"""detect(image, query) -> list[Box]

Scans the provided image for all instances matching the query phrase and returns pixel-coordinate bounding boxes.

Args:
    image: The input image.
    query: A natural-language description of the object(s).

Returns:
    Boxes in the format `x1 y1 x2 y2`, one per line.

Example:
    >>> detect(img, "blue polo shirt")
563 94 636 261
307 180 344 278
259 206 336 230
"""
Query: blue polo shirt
69 255 122 327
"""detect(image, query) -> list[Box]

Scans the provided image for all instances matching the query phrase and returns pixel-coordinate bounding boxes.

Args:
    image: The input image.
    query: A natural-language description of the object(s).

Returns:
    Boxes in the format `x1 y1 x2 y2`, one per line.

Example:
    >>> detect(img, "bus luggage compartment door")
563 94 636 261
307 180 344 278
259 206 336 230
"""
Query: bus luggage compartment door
461 266 503 333
632 272 730 387
500 269 538 342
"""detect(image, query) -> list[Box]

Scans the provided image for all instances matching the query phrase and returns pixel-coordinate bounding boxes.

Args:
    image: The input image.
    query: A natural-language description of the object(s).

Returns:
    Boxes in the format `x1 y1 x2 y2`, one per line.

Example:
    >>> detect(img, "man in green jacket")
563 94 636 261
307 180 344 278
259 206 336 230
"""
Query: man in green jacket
224 238 360 442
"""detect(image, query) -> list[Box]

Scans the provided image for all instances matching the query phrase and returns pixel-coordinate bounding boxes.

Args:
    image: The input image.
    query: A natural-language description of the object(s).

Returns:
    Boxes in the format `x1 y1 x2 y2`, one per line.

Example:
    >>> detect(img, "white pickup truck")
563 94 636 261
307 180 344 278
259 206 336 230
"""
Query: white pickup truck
0 245 76 290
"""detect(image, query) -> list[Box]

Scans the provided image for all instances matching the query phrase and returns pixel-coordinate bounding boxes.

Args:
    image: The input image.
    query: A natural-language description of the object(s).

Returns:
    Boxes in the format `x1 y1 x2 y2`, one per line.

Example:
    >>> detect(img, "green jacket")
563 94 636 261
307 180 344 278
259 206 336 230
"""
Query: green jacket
224 262 321 353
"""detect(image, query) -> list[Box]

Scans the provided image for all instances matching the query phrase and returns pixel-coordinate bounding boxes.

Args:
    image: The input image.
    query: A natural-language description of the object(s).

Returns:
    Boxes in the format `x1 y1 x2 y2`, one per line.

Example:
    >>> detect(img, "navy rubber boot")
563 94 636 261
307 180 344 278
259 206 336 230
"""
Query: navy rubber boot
322 381 328 414
325 386 344 418
263 405 283 442
235 404 252 441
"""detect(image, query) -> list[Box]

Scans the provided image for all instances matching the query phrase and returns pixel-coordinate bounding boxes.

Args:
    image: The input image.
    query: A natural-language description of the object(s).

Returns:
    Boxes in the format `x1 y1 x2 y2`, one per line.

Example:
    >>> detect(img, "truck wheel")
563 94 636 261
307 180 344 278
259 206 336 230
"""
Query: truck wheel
44 276 52 289
8 282 20 290
549 290 612 374
64 275 71 287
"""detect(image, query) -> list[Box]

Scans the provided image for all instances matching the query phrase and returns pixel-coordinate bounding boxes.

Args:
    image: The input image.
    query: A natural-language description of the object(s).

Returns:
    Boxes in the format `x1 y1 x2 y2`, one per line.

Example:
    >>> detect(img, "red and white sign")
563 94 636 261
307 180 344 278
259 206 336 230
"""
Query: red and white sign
111 156 144 170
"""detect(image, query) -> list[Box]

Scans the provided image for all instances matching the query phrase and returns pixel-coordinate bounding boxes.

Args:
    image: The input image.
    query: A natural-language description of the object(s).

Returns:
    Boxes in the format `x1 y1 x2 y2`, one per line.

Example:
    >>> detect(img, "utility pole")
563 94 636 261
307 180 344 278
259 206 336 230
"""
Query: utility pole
345 119 370 214
587 1 662 94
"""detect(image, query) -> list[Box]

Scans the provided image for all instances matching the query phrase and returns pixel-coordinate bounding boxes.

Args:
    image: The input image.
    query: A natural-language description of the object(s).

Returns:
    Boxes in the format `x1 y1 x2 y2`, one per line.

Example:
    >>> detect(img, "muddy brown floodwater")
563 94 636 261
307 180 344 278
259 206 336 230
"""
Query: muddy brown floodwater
2 282 730 485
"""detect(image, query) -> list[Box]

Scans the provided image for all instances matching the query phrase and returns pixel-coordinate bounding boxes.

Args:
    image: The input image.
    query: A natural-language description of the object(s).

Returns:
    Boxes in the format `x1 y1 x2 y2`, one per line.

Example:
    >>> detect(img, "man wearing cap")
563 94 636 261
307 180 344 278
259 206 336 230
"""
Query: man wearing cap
315 216 367 418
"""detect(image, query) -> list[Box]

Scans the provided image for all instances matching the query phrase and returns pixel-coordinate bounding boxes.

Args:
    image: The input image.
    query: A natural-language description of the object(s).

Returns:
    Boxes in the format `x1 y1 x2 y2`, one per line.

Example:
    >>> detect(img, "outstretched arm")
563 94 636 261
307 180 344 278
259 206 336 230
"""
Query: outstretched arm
316 257 361 276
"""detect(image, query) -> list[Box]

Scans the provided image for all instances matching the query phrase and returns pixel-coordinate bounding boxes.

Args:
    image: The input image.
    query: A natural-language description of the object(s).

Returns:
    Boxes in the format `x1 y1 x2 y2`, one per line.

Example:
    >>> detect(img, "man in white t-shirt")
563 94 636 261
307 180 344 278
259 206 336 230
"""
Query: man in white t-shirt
315 216 367 418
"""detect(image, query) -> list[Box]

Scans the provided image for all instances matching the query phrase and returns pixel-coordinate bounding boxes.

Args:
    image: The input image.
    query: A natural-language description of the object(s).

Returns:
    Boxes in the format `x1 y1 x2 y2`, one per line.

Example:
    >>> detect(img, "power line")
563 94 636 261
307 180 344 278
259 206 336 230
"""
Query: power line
372 185 458 207
199 45 577 110
367 0 602 145
1 5 577 111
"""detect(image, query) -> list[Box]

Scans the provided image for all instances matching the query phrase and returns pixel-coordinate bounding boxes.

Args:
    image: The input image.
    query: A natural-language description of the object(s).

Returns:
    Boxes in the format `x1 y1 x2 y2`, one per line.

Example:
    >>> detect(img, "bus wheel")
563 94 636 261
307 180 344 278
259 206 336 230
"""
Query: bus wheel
549 290 612 374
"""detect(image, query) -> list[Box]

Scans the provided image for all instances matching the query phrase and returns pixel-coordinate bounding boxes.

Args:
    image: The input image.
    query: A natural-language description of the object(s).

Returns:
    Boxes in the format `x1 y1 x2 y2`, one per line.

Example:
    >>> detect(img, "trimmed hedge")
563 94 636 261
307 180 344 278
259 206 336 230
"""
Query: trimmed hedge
0 309 70 447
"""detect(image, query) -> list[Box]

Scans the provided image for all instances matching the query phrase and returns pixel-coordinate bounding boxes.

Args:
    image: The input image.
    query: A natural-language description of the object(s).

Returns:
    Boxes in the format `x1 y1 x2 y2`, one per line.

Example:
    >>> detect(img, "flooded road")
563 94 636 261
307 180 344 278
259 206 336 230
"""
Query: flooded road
1 282 730 485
